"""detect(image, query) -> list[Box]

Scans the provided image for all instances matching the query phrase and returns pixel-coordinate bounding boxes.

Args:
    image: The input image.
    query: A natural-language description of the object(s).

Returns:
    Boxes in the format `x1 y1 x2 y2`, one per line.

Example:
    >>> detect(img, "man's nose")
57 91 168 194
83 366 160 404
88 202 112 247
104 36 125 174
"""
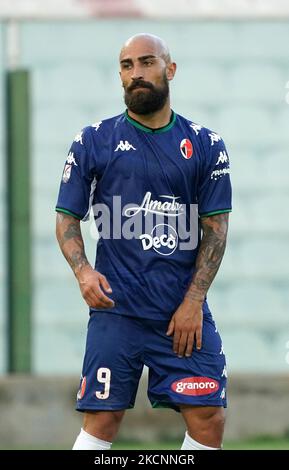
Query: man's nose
131 64 144 80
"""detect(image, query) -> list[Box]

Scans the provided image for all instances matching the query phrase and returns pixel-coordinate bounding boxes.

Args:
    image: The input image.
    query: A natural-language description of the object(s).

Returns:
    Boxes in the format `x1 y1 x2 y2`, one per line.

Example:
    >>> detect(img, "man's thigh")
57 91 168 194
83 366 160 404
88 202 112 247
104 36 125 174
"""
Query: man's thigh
76 312 144 412
144 314 227 411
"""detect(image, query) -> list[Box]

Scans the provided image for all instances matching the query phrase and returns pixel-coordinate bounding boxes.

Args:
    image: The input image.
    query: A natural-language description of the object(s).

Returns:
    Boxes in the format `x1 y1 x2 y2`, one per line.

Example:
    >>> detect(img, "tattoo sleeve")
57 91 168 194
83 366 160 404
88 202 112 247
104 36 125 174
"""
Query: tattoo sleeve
56 212 90 276
185 213 229 303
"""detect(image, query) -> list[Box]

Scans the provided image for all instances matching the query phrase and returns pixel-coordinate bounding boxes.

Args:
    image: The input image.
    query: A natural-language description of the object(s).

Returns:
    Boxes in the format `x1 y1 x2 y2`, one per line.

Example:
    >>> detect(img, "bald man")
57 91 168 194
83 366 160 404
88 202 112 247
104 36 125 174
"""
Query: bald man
56 33 232 450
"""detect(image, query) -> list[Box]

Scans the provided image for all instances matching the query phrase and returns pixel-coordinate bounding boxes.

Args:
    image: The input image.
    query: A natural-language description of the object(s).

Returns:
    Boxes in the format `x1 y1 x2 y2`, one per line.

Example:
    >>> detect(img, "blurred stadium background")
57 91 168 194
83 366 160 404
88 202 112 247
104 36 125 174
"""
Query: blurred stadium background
0 0 289 450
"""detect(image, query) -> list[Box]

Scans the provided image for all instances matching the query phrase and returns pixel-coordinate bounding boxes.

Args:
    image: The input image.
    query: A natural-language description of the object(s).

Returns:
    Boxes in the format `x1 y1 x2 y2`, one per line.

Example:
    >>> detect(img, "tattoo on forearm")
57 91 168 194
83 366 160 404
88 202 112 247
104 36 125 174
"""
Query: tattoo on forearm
62 222 82 244
185 213 229 302
70 249 89 273
56 213 89 274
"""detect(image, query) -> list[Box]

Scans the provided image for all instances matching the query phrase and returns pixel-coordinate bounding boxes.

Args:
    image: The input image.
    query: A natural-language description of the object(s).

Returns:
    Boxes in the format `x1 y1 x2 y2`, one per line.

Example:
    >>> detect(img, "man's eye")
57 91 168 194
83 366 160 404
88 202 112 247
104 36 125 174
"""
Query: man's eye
144 61 153 66
122 63 132 69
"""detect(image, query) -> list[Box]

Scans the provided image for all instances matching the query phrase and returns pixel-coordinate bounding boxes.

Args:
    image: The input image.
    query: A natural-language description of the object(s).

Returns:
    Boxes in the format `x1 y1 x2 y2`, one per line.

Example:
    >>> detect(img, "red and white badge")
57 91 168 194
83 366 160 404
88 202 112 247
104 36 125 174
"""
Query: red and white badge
180 139 193 159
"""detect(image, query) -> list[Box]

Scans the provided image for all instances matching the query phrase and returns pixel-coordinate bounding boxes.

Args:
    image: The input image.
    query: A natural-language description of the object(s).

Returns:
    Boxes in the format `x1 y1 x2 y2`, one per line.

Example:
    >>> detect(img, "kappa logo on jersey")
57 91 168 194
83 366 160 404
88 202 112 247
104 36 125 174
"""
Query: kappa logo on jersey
77 376 87 400
216 151 229 165
209 132 222 146
180 139 193 159
211 151 230 180
66 152 78 166
171 377 219 396
190 123 202 135
74 131 83 145
91 121 102 132
139 223 178 256
114 140 136 152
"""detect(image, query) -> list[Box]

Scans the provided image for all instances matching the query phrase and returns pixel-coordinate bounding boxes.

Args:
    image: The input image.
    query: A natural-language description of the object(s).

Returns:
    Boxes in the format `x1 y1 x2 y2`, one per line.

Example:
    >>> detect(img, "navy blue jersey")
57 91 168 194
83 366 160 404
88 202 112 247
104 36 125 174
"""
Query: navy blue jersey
56 111 232 320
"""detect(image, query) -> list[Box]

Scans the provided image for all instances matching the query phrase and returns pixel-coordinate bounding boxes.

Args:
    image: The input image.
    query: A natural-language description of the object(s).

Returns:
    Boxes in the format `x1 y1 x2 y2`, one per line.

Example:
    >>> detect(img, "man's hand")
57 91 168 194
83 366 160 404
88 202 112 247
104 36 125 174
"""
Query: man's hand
166 298 203 357
56 213 115 310
76 265 115 309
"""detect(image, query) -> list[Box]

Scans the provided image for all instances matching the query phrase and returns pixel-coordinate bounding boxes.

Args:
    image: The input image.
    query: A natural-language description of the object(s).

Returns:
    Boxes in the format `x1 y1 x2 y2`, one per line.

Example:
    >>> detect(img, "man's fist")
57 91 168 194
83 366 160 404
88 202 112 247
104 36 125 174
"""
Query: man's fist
76 266 115 309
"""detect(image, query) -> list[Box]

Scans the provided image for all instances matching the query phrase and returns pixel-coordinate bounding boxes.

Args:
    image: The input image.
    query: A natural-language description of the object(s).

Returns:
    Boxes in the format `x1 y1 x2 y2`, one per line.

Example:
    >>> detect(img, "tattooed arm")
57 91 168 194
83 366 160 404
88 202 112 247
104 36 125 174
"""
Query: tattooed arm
185 213 229 303
167 213 229 357
56 212 114 309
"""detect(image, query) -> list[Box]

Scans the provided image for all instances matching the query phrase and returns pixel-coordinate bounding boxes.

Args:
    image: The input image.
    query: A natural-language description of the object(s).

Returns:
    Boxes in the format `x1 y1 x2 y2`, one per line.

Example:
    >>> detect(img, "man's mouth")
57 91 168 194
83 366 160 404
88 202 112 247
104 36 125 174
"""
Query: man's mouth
131 86 150 91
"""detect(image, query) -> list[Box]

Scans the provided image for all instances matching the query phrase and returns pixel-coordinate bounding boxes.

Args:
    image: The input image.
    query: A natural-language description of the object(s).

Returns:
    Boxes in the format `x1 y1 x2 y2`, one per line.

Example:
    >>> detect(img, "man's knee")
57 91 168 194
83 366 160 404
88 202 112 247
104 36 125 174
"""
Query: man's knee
83 410 125 441
199 407 225 426
198 408 225 435
180 406 225 447
205 408 225 431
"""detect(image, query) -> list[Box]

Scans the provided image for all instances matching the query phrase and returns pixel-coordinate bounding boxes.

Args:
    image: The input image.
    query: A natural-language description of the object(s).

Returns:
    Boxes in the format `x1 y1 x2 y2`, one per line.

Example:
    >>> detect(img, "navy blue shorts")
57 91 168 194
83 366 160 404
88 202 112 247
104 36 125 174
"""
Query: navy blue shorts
76 311 227 412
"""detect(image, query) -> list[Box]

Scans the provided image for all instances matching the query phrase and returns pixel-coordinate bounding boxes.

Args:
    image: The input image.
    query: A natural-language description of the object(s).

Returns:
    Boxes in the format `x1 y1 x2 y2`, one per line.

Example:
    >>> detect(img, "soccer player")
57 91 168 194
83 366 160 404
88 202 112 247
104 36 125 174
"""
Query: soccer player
56 33 232 451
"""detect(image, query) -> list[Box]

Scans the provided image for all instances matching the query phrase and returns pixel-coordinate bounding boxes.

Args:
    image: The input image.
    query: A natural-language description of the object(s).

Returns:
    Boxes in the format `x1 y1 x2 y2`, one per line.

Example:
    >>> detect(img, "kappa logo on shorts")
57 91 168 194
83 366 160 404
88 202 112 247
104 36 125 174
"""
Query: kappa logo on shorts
171 376 219 396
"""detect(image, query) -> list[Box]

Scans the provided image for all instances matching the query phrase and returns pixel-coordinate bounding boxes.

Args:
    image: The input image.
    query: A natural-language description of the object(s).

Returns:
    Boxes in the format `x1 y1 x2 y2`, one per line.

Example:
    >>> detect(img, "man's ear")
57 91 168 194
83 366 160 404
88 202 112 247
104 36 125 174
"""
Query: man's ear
166 62 177 81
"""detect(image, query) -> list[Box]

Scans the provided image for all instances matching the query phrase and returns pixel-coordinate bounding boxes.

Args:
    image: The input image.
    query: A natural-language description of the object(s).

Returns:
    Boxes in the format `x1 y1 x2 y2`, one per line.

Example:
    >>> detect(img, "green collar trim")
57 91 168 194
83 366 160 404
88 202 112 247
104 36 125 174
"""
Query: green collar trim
125 110 176 134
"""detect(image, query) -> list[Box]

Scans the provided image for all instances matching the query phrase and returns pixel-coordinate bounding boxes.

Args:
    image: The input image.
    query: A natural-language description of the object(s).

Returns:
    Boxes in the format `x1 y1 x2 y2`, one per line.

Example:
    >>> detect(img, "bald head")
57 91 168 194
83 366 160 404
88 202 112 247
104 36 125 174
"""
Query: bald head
120 33 171 64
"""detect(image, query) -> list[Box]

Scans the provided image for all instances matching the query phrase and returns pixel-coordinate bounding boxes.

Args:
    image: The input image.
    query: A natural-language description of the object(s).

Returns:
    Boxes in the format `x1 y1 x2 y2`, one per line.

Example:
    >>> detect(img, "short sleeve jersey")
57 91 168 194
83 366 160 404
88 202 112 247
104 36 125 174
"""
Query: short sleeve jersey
56 111 232 320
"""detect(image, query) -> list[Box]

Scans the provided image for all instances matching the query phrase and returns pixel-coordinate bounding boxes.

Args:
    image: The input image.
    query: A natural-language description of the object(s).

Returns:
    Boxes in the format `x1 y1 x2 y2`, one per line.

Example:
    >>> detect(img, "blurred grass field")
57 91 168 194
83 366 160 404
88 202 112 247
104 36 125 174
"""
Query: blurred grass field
115 436 289 450
1 436 289 450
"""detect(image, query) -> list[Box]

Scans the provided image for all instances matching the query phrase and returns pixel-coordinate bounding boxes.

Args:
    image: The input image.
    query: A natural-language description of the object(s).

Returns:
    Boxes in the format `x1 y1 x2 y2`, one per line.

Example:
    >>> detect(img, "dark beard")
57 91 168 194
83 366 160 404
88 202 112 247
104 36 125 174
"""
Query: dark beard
124 77 169 115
